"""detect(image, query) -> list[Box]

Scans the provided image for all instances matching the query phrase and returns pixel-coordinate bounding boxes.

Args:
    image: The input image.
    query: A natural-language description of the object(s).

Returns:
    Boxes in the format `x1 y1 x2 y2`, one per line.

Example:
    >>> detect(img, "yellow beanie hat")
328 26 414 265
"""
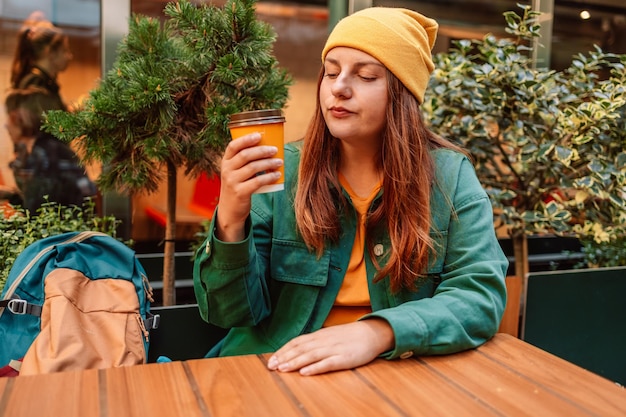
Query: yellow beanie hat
321 7 438 104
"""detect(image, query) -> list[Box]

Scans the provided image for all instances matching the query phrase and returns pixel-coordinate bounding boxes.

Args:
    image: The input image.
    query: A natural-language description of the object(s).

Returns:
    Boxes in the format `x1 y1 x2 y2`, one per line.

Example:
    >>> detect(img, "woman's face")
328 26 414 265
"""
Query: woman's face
320 47 388 148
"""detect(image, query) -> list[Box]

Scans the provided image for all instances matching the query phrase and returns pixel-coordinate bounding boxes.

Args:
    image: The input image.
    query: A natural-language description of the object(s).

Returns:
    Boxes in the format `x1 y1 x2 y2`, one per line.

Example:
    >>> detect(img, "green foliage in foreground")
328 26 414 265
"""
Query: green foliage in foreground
0 199 123 293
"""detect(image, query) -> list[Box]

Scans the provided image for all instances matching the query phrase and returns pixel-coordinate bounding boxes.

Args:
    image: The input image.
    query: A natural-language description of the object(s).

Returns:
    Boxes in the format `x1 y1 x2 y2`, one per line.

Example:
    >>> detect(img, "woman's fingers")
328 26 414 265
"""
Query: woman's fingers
215 132 283 241
267 320 394 376
222 132 282 189
222 132 263 159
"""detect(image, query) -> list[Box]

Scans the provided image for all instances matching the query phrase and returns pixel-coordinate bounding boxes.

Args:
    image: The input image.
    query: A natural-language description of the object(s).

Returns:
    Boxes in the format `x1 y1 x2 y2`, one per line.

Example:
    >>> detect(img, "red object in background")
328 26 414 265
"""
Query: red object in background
542 188 566 204
145 172 221 227
186 172 221 220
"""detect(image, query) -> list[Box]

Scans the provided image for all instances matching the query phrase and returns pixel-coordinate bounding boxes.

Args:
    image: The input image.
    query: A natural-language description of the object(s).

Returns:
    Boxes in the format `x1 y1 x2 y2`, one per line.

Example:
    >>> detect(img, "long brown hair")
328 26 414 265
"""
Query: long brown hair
5 88 60 137
294 68 466 292
10 22 67 88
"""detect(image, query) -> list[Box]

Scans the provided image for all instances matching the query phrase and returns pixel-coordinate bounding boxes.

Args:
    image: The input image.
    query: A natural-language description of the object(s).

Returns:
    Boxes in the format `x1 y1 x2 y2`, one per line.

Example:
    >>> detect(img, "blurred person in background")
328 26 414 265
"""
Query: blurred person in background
1 88 96 213
10 13 73 112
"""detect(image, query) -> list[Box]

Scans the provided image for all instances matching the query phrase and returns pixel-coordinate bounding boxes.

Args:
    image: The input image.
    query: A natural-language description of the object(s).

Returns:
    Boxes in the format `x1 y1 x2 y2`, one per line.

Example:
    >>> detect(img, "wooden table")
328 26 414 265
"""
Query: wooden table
1 333 625 417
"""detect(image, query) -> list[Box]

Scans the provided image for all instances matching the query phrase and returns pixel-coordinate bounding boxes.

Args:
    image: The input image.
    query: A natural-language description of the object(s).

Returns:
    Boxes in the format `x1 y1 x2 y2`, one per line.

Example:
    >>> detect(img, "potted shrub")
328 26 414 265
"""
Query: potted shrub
423 4 626 283
44 0 292 305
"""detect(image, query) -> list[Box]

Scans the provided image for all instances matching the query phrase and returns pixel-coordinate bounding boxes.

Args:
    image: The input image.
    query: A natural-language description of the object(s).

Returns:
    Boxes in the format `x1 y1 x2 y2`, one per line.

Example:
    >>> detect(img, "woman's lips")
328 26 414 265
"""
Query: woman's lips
329 107 352 118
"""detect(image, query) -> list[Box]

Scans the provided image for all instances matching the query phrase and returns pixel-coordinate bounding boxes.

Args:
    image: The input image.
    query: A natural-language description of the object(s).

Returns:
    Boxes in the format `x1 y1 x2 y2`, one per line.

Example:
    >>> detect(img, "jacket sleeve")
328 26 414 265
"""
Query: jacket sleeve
365 154 509 358
193 212 272 328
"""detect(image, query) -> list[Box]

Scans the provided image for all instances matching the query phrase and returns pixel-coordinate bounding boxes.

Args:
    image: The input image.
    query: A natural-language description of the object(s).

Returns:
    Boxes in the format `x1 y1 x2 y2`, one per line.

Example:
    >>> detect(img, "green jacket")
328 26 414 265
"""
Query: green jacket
193 142 508 360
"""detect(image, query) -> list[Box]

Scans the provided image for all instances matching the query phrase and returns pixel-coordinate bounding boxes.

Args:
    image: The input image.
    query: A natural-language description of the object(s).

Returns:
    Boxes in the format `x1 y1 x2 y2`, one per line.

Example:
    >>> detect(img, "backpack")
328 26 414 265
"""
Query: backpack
0 231 160 376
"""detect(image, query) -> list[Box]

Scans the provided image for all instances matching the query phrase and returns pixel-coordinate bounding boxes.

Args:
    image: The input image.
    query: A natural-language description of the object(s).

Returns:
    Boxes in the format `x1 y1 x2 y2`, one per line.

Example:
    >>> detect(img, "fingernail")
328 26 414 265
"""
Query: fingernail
268 356 278 369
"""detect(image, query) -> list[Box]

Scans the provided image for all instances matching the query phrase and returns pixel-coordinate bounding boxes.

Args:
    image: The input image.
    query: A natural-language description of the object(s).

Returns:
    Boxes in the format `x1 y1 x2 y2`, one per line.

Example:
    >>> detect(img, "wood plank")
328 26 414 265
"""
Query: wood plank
420 345 594 416
354 357 501 416
101 361 205 417
482 334 626 416
1 369 99 417
420 334 626 416
272 360 410 416
186 354 305 416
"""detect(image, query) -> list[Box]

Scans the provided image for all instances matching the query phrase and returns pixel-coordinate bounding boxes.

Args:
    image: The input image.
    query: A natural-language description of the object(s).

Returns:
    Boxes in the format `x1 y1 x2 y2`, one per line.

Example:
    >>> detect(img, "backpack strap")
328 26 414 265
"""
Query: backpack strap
0 299 158 327
0 297 42 317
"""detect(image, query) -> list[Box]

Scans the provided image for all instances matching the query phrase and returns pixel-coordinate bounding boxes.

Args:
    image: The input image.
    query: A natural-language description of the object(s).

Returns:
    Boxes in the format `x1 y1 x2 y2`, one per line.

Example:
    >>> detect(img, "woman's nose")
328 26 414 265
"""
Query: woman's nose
331 74 351 98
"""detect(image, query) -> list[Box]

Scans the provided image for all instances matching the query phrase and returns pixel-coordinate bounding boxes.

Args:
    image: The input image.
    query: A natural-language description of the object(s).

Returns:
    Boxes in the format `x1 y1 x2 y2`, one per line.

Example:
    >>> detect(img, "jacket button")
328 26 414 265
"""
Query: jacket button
400 351 414 359
373 244 384 256
205 241 212 255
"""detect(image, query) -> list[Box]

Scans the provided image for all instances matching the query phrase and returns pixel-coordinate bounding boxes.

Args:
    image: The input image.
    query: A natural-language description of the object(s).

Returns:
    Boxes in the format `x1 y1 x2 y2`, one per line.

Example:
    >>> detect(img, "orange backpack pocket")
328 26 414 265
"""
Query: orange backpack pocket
20 268 147 375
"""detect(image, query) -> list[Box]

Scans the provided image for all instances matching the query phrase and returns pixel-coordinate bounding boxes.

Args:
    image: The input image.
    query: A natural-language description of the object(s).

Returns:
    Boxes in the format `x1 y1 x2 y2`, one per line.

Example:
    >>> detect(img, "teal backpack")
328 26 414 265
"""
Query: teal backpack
0 231 159 375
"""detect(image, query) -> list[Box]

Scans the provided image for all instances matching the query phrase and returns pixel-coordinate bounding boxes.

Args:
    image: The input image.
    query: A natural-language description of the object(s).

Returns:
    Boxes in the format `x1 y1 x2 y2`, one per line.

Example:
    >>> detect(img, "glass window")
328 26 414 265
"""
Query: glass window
374 0 626 70
0 0 101 189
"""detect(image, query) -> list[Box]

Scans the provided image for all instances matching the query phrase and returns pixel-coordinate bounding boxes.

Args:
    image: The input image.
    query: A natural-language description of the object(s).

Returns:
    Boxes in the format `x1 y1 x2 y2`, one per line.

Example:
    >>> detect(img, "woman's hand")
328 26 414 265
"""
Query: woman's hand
267 319 395 376
216 132 283 242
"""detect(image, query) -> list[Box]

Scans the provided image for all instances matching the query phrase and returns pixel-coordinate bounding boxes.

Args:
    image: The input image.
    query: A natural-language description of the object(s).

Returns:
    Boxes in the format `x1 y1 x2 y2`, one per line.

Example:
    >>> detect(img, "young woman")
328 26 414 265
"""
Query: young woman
193 7 508 376
10 19 72 112
2 88 95 212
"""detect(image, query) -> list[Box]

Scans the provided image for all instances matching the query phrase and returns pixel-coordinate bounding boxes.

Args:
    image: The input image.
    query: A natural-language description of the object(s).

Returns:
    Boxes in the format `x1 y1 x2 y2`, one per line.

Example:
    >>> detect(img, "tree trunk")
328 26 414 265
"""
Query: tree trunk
162 160 177 306
513 231 529 337
513 232 529 287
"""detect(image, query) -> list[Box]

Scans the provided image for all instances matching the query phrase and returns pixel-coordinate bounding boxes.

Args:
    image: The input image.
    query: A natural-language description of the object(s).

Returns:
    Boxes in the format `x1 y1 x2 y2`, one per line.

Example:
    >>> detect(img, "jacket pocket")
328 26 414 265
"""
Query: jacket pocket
270 239 329 286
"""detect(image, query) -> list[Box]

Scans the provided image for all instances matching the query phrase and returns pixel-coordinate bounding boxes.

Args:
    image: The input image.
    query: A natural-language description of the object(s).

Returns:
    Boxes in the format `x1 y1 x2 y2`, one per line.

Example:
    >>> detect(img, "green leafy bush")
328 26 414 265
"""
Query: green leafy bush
0 199 122 293
424 5 626 268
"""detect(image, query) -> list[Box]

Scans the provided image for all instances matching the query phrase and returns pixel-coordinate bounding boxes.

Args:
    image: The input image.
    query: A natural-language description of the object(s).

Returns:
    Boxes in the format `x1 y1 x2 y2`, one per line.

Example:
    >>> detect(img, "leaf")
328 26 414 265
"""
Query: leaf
555 146 574 164
574 190 589 205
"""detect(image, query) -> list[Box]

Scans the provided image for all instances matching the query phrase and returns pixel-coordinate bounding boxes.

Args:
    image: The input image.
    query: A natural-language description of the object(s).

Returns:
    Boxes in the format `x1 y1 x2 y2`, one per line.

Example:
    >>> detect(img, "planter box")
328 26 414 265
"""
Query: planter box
521 266 626 385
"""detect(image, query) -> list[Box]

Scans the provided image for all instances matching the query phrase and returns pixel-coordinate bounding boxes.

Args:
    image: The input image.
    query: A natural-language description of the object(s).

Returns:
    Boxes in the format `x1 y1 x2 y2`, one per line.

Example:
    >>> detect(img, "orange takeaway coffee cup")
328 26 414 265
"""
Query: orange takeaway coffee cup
228 109 286 193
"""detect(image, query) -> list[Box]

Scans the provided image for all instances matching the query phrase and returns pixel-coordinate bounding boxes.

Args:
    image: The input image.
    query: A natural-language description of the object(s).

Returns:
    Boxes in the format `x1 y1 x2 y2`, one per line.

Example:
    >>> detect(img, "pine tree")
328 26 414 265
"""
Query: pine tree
44 0 292 305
